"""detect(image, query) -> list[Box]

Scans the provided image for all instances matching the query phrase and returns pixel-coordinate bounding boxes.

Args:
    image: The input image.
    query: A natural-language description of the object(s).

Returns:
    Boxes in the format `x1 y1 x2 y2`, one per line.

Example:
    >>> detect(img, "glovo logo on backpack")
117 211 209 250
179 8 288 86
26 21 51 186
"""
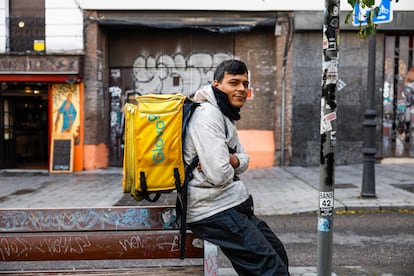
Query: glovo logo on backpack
147 114 165 163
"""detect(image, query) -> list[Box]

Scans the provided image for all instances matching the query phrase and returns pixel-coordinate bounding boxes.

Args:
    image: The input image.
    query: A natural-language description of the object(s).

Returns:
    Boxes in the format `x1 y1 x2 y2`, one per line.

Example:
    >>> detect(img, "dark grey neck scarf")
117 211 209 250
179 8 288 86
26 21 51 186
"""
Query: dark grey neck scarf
212 86 241 121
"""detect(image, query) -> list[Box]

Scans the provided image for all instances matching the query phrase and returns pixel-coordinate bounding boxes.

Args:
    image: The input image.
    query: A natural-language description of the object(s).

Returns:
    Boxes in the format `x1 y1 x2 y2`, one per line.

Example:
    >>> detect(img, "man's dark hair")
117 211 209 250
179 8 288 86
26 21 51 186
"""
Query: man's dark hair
213 60 248 82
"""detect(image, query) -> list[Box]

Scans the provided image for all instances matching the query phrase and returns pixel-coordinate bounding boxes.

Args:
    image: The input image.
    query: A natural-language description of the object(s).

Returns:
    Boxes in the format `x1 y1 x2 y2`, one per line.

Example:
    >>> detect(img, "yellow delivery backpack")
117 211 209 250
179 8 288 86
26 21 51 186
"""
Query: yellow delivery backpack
122 93 199 259
123 93 199 202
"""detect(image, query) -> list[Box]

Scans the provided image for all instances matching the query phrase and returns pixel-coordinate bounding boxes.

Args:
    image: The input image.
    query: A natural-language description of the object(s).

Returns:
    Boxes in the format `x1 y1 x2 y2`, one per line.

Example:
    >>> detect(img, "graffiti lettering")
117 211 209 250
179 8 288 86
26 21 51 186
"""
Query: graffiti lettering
118 235 180 255
45 236 91 255
0 236 91 261
132 52 233 96
0 208 154 232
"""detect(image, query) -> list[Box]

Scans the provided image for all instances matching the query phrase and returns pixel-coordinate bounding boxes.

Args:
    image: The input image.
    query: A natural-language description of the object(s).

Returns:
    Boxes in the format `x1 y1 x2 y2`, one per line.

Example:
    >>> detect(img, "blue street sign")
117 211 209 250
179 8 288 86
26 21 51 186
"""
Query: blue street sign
353 0 393 26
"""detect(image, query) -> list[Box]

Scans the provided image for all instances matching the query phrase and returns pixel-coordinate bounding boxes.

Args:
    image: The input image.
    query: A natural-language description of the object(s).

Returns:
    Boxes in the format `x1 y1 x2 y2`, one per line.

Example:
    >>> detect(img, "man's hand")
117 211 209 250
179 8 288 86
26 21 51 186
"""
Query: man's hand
196 154 240 172
229 154 240 169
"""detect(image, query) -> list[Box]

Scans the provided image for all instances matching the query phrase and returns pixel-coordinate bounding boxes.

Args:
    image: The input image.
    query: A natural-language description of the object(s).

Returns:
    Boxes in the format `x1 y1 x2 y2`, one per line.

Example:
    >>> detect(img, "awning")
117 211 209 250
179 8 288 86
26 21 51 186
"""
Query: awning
95 11 279 33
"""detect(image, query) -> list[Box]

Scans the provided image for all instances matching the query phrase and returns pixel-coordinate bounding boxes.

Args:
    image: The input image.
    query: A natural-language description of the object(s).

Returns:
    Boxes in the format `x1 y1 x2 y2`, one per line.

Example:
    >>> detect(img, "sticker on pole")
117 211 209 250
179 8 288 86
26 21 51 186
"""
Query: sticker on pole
320 112 337 134
319 191 334 216
318 217 332 232
353 0 393 26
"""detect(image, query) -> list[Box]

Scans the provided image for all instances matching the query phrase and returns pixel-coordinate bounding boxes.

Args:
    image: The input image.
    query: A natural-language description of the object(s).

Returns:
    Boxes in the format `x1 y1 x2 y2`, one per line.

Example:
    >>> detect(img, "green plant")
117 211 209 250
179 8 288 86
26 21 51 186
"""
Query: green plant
345 0 399 38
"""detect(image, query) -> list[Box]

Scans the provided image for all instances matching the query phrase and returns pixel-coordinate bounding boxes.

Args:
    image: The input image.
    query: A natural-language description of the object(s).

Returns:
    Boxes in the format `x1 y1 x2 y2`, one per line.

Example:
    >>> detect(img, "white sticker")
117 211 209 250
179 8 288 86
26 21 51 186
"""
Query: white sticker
320 112 337 134
320 118 332 134
319 192 334 208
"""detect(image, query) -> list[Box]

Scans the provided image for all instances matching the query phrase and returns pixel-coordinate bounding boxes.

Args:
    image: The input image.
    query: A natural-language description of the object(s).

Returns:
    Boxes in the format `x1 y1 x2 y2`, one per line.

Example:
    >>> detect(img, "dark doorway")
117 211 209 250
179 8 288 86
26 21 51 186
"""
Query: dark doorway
1 83 49 169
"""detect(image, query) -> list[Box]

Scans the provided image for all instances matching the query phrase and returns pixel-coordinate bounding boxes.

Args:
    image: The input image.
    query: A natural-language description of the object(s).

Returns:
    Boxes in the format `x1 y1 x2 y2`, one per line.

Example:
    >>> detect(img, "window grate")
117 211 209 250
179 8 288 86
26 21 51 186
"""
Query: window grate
7 16 45 54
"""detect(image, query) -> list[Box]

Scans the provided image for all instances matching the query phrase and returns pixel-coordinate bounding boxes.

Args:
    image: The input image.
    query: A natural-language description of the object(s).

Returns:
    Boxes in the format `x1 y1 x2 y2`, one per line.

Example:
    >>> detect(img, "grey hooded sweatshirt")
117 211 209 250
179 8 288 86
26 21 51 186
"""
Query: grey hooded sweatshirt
184 85 250 223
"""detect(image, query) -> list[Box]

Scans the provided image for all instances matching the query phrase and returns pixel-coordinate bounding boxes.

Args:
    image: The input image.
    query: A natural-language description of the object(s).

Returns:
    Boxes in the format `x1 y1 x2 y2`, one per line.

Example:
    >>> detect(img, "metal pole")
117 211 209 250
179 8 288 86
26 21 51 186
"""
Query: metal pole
281 65 286 166
361 32 377 197
317 0 339 275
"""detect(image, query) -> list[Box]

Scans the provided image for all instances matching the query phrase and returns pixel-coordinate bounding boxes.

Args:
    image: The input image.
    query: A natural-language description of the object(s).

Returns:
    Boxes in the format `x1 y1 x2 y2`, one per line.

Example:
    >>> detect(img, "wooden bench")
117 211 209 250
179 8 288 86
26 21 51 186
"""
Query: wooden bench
0 206 218 275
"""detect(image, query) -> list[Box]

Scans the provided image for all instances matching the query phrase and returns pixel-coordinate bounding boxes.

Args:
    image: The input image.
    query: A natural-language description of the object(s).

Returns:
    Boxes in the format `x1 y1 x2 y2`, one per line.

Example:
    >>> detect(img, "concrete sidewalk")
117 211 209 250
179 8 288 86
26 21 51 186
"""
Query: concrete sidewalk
1 162 413 213
1 161 413 276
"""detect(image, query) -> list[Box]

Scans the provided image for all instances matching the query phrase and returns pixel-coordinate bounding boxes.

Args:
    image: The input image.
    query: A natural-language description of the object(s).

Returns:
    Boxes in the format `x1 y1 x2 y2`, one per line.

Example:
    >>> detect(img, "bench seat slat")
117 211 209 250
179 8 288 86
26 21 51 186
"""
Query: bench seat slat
0 207 178 233
0 231 203 261
0 267 205 275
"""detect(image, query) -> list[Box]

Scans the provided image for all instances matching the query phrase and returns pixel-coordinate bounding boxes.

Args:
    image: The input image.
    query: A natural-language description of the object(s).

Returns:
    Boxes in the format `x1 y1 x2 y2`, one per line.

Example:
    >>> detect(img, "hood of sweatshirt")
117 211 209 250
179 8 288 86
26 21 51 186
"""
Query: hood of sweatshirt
193 85 218 106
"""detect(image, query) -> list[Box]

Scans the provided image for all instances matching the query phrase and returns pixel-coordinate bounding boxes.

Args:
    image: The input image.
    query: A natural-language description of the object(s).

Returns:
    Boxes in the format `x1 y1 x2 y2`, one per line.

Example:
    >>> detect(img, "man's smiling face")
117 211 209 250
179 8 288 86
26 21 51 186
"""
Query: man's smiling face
213 72 249 108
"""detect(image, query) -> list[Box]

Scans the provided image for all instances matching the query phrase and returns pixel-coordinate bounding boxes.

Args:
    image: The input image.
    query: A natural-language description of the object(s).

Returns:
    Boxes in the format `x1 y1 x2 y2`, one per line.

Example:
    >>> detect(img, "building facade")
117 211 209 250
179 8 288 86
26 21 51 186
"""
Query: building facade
0 0 413 171
0 0 84 170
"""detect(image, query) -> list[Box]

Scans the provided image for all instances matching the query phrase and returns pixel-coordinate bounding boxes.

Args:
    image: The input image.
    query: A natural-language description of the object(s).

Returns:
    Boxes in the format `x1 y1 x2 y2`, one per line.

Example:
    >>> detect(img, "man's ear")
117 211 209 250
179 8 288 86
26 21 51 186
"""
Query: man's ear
212 80 219 87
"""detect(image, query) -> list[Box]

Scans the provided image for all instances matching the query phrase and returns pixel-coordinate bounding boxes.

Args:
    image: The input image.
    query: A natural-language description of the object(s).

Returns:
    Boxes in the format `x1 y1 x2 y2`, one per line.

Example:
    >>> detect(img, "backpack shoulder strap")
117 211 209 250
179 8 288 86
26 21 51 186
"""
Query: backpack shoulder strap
178 97 200 260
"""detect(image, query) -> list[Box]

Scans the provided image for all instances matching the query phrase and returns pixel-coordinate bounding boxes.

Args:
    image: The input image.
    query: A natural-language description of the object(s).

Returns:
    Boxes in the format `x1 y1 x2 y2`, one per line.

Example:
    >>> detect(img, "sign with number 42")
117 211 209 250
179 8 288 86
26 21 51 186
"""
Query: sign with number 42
319 192 334 208
320 198 333 208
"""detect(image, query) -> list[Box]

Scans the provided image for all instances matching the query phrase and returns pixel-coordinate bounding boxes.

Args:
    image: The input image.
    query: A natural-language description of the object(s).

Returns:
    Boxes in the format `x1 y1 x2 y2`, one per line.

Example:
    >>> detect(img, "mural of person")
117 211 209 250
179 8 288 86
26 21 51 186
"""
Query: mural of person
54 92 77 133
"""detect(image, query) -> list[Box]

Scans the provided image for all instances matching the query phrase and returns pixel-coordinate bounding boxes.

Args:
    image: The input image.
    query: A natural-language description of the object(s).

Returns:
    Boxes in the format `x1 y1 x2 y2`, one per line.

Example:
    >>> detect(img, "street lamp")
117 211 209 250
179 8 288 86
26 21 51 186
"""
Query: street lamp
361 30 377 198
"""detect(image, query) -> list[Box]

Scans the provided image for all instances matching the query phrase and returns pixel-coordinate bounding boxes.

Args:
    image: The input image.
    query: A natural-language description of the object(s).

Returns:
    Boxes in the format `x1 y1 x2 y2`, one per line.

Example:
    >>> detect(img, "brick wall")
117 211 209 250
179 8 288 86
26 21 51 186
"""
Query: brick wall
83 11 110 169
84 11 109 146
235 21 294 166
235 29 276 131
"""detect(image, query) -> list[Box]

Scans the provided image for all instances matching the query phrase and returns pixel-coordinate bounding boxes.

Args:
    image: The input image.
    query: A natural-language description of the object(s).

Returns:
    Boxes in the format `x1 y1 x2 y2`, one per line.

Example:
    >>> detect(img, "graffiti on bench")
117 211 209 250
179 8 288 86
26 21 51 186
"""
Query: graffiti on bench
0 207 203 262
0 207 177 232
0 232 203 261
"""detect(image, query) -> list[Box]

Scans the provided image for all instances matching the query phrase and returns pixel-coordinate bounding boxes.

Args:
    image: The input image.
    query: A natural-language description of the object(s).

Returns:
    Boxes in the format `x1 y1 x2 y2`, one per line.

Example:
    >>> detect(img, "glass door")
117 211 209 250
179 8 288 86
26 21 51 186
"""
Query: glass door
1 83 49 169
2 98 17 167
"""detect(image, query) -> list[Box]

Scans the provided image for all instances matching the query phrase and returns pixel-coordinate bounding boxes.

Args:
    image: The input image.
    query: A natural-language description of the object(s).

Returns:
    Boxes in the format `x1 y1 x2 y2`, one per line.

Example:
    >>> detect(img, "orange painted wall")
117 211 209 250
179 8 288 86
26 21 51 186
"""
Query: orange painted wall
73 84 84 172
83 144 109 170
238 130 275 169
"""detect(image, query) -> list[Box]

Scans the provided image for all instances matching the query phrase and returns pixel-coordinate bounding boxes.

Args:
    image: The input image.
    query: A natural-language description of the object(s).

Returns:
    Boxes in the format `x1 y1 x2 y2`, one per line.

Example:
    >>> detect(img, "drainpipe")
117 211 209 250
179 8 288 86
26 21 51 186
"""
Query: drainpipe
281 65 286 166
280 15 292 166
